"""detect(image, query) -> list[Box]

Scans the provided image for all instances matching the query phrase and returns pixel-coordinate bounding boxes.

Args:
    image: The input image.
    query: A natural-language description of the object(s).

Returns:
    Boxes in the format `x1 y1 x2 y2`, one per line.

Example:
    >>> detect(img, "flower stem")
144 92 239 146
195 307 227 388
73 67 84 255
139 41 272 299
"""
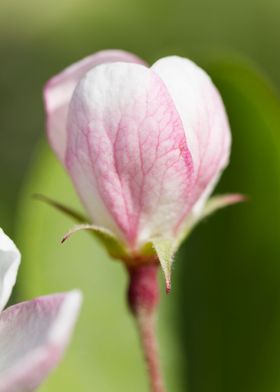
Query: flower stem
127 264 166 392
135 308 166 392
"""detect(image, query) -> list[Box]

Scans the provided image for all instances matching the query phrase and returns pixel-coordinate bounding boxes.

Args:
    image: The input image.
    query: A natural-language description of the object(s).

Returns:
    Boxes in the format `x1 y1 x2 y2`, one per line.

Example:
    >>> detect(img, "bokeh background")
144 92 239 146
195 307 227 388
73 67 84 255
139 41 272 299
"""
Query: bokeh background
1 0 280 391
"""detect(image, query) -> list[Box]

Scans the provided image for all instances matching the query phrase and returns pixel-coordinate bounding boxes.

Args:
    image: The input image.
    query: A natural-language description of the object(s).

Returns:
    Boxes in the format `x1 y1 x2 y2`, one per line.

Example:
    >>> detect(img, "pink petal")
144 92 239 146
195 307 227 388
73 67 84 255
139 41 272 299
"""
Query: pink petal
0 229 21 313
66 62 194 249
0 291 82 392
152 56 231 213
44 50 146 162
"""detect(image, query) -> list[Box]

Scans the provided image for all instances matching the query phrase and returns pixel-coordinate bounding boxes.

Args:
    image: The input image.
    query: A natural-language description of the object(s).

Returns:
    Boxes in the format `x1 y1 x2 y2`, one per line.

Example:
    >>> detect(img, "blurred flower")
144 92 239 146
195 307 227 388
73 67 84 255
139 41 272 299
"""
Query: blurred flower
44 50 243 288
0 228 82 392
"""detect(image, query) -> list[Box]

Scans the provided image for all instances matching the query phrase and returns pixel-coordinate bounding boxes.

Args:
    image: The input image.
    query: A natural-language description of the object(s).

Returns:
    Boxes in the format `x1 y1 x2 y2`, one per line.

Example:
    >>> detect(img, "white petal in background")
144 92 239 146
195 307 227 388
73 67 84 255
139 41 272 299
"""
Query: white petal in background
0 229 21 312
0 291 82 392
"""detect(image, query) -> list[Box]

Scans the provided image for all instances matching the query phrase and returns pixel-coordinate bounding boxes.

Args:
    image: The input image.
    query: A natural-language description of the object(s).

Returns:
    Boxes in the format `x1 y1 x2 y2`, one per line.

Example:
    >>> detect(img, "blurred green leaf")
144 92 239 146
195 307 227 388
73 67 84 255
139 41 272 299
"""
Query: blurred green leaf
175 58 280 392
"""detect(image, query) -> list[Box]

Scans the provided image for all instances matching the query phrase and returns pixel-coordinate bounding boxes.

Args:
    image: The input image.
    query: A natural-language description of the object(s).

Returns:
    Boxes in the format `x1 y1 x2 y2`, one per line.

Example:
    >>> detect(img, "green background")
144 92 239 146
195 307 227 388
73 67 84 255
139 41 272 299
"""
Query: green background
1 0 280 391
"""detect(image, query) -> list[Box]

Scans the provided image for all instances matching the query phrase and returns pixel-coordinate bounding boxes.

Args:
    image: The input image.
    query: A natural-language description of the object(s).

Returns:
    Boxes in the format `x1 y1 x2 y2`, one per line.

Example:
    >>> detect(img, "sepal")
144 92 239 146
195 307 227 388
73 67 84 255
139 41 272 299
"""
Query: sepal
34 194 128 259
146 193 245 293
62 224 129 259
176 193 246 249
34 192 245 292
150 238 174 294
33 194 87 223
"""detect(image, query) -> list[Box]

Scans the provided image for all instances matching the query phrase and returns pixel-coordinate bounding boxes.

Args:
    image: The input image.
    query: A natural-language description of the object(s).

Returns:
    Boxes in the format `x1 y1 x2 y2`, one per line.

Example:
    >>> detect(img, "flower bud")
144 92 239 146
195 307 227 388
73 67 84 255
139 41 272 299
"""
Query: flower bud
44 50 241 287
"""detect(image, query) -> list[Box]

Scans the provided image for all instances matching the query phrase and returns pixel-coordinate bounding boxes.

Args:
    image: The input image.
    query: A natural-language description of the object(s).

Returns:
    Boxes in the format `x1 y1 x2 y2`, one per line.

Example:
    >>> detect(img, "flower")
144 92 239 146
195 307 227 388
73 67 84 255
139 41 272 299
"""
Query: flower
0 228 82 392
43 50 243 288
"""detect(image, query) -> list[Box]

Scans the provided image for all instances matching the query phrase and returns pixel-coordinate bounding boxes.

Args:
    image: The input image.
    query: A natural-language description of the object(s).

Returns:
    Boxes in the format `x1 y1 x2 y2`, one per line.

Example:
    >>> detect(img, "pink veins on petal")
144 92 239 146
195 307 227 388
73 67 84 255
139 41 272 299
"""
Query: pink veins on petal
66 63 194 248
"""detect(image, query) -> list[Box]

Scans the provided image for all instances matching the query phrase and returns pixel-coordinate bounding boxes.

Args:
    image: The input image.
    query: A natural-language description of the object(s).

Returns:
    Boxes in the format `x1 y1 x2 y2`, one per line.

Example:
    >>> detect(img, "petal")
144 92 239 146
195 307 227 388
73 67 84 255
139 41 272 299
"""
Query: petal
0 290 82 392
66 62 194 249
191 170 222 216
152 56 231 211
0 228 21 312
44 50 146 162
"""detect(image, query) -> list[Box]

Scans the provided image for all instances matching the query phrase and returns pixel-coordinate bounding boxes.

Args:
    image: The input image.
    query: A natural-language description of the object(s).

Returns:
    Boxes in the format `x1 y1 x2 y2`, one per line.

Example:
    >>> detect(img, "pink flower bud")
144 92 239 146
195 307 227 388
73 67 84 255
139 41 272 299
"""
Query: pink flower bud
44 50 231 252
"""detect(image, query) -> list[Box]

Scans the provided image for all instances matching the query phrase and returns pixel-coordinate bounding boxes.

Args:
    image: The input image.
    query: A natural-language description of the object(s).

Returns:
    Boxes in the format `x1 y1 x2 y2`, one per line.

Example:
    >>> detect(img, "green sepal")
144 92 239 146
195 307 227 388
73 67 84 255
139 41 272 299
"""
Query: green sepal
34 194 129 259
176 193 245 250
145 194 245 293
33 193 88 222
151 238 175 293
62 224 129 259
